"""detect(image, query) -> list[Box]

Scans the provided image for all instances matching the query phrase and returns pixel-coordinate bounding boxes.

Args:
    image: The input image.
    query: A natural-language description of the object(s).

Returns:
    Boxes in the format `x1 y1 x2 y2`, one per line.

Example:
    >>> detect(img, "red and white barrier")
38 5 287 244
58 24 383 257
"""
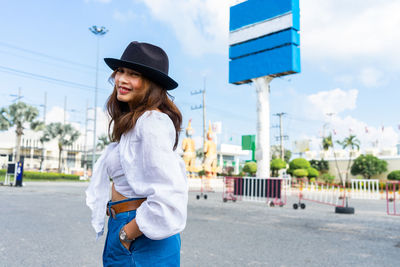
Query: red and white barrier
386 181 400 216
222 176 287 207
293 178 346 209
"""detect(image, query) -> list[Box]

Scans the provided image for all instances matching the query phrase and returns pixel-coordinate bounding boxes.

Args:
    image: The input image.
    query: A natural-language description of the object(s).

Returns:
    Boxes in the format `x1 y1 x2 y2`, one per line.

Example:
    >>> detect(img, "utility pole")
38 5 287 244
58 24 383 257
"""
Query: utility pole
190 77 207 158
89 25 108 175
83 101 93 179
202 77 206 151
274 112 287 160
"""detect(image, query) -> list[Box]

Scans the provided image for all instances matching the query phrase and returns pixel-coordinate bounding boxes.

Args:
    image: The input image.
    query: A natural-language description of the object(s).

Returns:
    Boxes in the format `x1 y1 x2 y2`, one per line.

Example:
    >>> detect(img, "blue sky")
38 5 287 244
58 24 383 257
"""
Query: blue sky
1 0 400 157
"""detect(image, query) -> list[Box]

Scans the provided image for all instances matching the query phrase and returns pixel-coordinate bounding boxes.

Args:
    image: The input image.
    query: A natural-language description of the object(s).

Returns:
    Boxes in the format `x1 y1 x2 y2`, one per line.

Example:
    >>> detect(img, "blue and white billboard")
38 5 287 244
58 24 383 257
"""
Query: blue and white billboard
229 0 300 84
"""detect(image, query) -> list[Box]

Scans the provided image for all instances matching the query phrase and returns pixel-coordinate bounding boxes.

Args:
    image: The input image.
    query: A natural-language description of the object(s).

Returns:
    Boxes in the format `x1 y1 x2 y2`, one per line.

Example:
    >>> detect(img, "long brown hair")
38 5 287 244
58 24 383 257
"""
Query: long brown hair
106 71 182 150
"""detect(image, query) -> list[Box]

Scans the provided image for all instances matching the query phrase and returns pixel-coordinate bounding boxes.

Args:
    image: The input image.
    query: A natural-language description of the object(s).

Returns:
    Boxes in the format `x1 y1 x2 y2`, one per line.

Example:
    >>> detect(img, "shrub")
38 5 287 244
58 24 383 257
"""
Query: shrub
309 159 329 173
23 171 79 180
0 169 80 180
243 162 257 176
293 168 308 178
270 158 286 177
307 167 319 178
351 154 388 179
388 170 400 181
289 158 311 170
321 173 335 184
288 158 310 175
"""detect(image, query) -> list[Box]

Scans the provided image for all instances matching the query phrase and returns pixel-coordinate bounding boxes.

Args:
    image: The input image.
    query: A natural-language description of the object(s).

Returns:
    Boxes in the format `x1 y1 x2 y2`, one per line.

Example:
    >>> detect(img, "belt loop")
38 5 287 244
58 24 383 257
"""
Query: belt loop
110 207 116 219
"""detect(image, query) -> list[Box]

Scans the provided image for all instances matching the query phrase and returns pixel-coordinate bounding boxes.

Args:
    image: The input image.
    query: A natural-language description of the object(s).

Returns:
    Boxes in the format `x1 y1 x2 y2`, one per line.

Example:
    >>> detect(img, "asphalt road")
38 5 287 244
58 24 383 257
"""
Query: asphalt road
0 182 399 267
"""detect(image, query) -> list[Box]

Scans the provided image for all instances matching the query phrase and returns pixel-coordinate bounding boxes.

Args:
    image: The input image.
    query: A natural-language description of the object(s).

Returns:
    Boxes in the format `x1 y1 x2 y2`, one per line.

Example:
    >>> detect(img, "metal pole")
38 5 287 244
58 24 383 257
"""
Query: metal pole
89 25 107 176
274 112 286 160
252 76 273 178
279 113 284 160
92 35 100 174
84 100 89 178
202 77 206 156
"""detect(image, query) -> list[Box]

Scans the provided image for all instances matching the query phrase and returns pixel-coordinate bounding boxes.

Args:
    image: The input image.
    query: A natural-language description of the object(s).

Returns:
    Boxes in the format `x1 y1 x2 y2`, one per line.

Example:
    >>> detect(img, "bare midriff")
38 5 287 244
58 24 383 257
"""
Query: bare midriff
111 183 129 202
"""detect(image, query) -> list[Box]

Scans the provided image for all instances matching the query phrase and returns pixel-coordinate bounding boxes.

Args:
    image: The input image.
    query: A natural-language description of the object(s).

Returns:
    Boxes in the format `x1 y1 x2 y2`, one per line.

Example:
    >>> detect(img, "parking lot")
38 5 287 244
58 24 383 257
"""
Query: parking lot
0 182 399 266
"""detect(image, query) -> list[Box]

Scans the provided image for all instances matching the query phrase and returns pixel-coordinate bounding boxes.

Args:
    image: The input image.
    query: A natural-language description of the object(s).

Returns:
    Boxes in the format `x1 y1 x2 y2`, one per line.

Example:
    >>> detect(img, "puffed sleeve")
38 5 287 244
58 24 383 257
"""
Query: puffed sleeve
135 112 188 240
86 143 116 239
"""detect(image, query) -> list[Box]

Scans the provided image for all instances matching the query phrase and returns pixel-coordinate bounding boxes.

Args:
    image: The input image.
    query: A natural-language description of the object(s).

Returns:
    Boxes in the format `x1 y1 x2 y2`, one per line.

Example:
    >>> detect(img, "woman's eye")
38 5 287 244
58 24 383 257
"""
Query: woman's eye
117 68 123 73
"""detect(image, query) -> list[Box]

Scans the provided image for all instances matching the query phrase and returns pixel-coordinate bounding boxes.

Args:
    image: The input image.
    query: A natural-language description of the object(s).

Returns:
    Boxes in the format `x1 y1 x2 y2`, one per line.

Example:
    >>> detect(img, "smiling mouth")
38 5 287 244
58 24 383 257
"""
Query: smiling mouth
118 87 132 94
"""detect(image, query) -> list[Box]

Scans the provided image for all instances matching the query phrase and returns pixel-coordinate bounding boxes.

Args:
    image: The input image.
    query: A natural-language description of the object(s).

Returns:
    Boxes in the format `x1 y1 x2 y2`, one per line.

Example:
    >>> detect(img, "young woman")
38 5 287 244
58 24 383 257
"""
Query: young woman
86 41 188 266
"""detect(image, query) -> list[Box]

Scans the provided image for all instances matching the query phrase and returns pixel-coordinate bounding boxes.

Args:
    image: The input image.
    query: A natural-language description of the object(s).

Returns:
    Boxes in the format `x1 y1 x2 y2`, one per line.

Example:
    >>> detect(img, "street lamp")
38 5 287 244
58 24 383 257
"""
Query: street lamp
89 25 108 175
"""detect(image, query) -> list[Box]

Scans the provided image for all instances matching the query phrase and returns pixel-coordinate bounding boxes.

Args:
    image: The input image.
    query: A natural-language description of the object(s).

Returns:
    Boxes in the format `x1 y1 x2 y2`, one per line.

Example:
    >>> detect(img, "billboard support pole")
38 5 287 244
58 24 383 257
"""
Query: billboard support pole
252 76 273 178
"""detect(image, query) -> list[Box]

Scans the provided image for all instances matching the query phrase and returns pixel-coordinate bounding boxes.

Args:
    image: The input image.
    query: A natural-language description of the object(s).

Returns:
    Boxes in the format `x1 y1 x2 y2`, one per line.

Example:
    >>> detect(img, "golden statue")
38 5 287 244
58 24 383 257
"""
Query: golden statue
203 122 217 179
182 120 196 177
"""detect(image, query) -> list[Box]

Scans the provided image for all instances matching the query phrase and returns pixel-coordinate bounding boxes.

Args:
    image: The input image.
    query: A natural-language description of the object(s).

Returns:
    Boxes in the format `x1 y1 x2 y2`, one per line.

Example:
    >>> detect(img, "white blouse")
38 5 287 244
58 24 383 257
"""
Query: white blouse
86 110 188 240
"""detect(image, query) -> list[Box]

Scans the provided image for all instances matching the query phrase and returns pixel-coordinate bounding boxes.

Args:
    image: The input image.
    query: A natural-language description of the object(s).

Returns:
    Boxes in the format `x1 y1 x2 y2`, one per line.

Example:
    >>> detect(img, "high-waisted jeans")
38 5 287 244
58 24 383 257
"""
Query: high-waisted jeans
103 198 181 267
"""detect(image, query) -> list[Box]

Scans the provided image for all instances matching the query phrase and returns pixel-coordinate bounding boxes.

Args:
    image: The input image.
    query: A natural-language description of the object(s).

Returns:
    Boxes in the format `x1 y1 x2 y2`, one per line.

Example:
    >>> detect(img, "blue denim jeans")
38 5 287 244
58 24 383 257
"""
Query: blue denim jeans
103 198 181 267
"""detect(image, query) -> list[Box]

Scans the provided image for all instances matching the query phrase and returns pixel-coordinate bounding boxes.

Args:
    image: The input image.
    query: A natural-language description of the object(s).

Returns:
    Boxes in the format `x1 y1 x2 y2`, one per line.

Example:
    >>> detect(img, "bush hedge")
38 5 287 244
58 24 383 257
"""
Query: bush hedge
387 170 400 181
243 162 257 176
307 167 319 178
293 168 308 178
0 169 79 180
321 173 335 184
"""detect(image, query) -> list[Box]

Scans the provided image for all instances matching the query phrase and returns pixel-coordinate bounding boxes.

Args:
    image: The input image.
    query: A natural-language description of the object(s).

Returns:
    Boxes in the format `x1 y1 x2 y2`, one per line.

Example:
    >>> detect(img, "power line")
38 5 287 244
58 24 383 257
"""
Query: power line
0 41 108 72
0 65 110 94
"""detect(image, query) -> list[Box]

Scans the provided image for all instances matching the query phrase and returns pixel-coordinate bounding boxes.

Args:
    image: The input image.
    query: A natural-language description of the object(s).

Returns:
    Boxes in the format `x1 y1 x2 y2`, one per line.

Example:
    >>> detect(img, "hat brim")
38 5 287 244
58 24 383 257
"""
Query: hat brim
104 58 178 90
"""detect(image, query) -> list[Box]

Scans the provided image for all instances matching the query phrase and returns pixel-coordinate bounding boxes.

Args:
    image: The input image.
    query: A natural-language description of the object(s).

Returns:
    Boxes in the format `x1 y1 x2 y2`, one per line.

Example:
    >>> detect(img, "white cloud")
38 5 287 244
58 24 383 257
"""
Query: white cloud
301 0 400 67
358 67 384 87
303 88 398 151
307 88 358 117
113 10 137 22
137 0 230 56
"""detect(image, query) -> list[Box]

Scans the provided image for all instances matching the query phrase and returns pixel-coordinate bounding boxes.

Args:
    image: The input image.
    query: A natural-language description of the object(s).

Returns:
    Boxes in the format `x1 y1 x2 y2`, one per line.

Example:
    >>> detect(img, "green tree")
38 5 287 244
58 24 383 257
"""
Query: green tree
387 170 400 181
270 158 286 177
288 158 310 175
97 134 110 150
45 122 80 172
322 135 333 151
350 154 387 179
337 135 360 183
320 173 335 184
307 167 319 178
271 145 292 163
39 130 51 171
293 169 308 178
0 102 43 162
309 159 329 173
242 161 257 176
323 134 344 184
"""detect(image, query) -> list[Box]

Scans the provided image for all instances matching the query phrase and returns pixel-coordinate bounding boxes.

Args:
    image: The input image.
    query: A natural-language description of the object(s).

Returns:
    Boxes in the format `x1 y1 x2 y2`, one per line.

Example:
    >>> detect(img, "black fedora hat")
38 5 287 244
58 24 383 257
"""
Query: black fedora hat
104 41 178 90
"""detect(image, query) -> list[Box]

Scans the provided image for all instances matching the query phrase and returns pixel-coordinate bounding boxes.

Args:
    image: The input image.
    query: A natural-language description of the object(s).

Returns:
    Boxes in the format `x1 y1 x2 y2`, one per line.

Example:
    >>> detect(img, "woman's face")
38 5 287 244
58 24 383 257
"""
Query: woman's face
114 67 146 102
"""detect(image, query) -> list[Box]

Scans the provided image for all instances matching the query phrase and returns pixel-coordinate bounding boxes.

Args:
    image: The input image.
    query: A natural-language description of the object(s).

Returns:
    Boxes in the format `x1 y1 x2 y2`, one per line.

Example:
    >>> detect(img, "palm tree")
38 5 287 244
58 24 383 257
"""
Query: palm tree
0 102 43 162
97 134 110 151
322 134 344 184
337 135 360 184
322 135 333 151
39 131 51 171
45 122 80 173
